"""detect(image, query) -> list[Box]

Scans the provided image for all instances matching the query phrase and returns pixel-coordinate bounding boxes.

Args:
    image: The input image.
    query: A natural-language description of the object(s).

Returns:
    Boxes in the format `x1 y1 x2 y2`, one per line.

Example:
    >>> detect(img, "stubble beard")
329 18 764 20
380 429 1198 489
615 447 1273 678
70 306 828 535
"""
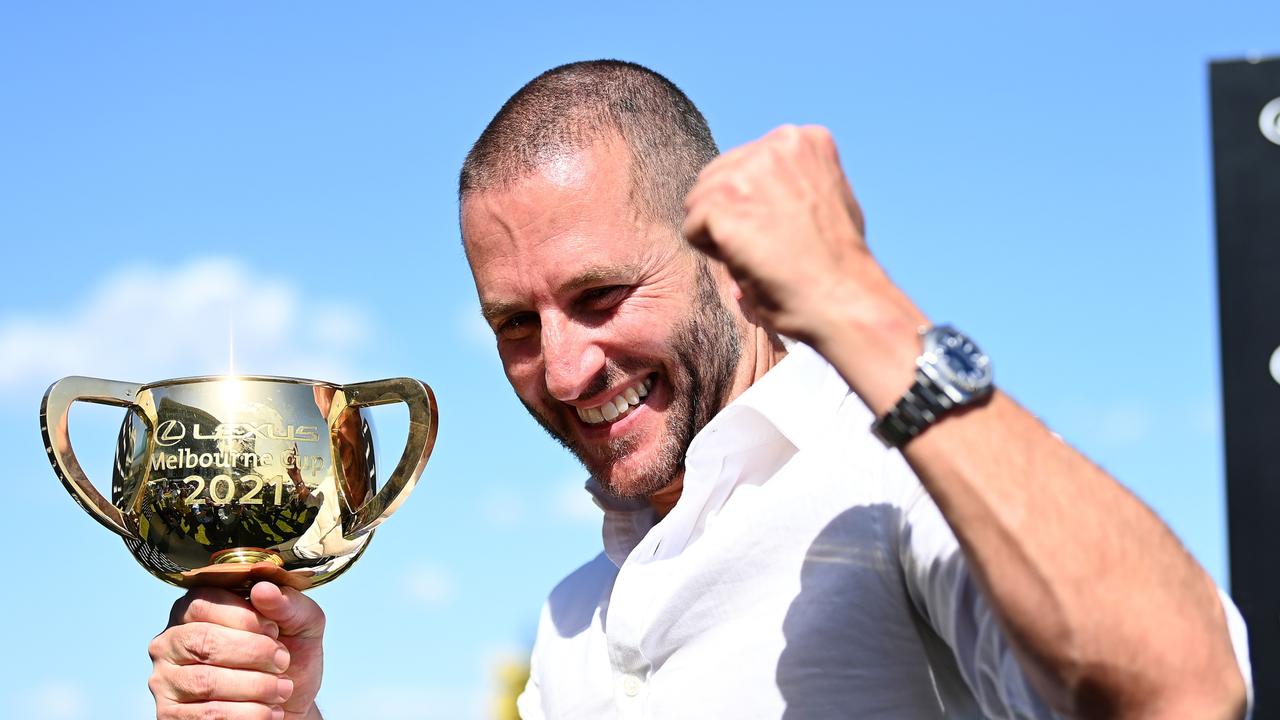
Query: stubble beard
520 261 743 500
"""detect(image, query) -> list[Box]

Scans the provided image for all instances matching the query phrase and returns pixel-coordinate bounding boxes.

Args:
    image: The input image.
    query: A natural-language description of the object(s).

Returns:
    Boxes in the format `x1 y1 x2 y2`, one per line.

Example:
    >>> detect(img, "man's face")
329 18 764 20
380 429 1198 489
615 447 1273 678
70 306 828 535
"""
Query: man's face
461 138 743 499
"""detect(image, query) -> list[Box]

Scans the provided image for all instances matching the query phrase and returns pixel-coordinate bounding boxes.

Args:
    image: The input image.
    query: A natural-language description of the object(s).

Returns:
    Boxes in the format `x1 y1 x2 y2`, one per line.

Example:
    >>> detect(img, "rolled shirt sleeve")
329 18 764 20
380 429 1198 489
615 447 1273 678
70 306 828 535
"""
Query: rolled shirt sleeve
891 452 1254 719
893 470 1065 719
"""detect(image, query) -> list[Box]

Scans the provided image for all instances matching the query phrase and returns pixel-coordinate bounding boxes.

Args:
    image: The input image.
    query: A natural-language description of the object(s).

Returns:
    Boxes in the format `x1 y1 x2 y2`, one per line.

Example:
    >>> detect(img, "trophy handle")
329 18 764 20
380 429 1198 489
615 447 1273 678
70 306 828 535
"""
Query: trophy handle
340 377 437 539
40 376 144 539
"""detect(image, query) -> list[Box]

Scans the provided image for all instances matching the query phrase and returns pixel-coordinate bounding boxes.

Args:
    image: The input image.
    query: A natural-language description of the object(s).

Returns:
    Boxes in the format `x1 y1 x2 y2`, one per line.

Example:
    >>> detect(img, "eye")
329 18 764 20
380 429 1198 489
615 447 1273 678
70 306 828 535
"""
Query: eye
495 312 539 341
578 285 630 313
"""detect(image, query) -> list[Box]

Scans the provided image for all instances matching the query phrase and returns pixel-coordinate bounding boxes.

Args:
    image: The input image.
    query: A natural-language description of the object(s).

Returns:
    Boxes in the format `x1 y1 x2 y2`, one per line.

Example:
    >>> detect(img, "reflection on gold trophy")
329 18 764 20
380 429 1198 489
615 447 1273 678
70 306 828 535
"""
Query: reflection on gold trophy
40 375 437 591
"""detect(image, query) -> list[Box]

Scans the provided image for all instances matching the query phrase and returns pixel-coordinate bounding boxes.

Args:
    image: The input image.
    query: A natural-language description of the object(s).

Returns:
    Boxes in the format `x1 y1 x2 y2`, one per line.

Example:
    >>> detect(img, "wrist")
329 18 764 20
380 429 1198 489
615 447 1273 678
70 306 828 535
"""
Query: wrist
808 276 927 416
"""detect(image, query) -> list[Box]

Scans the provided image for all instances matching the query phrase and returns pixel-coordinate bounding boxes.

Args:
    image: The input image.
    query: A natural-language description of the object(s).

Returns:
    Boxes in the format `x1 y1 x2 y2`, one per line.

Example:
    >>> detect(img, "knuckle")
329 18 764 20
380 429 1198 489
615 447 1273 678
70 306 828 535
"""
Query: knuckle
179 665 217 699
778 125 805 149
147 672 165 699
297 598 326 632
802 124 833 144
185 595 213 621
197 706 232 720
289 588 326 632
182 624 219 663
772 123 800 140
148 635 167 662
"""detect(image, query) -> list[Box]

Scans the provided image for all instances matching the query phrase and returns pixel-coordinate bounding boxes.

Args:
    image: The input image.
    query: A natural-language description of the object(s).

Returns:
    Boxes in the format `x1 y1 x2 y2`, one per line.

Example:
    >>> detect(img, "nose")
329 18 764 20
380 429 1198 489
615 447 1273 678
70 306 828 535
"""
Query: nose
541 315 605 402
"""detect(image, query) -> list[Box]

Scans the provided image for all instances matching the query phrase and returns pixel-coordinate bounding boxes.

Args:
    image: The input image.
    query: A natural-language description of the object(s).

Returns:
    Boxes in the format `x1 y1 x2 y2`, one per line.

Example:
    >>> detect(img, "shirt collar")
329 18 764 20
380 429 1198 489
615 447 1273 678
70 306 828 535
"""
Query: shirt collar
585 342 854 566
696 340 850 455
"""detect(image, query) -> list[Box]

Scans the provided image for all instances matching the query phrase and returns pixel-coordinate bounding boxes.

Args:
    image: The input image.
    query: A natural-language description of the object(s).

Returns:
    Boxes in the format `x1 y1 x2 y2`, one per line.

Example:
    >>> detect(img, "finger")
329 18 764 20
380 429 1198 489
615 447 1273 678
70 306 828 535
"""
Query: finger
839 178 866 236
156 700 283 720
159 664 293 704
249 582 325 640
170 588 280 639
151 622 290 673
680 200 722 260
702 136 758 177
791 125 864 234
683 153 743 214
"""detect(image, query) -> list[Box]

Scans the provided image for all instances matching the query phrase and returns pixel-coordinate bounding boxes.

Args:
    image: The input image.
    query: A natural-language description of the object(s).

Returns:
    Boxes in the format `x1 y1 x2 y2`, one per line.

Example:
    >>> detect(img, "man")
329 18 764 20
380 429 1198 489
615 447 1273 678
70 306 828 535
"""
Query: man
147 60 1251 719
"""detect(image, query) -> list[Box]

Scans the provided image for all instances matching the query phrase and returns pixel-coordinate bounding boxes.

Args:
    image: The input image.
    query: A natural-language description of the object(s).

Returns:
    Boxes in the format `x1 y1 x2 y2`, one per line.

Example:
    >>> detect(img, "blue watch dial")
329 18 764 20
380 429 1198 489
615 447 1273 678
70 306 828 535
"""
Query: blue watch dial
873 324 994 448
926 326 992 395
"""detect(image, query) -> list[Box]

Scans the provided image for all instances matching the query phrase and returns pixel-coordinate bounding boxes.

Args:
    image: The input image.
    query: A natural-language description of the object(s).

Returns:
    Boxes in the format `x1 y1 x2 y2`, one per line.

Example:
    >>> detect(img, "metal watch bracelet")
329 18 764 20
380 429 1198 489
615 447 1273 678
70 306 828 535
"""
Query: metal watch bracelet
871 372 956 448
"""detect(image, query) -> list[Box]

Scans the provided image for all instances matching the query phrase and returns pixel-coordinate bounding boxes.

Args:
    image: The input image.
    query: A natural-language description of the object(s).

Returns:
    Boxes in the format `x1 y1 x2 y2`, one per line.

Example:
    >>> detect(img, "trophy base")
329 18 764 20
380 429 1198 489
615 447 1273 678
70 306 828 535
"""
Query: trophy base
180 548 314 593
212 547 284 566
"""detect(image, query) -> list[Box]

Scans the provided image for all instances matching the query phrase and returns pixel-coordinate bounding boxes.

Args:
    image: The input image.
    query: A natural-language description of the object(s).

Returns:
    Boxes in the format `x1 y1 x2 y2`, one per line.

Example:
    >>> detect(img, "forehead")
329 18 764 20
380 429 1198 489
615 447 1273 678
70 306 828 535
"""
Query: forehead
461 141 669 301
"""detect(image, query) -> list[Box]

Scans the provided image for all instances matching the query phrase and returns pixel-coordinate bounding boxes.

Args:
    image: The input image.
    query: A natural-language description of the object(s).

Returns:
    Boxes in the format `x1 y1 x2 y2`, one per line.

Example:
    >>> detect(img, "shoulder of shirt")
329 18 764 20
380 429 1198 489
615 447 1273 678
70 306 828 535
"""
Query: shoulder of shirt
536 551 618 639
721 340 874 451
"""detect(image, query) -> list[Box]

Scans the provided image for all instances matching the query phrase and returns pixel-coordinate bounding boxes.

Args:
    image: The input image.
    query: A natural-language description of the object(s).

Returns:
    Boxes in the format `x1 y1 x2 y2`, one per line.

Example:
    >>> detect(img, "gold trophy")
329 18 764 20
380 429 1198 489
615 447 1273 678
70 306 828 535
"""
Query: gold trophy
40 375 437 591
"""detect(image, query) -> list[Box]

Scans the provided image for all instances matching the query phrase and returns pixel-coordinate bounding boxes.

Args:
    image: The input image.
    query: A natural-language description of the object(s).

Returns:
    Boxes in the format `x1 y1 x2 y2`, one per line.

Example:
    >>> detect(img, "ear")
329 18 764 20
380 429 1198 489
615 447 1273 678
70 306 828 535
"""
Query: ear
708 260 761 325
704 257 743 302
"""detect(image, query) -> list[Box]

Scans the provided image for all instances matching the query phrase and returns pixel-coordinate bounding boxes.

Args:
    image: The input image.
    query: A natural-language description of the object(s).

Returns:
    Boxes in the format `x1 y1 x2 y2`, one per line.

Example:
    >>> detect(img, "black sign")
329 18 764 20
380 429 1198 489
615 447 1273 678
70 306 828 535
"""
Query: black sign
1212 56 1280 714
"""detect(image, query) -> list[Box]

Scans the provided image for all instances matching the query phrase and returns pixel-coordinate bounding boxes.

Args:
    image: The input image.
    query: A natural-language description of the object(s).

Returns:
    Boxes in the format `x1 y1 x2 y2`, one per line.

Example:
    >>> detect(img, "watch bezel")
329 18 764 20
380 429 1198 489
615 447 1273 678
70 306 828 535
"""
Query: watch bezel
872 324 994 449
919 325 993 401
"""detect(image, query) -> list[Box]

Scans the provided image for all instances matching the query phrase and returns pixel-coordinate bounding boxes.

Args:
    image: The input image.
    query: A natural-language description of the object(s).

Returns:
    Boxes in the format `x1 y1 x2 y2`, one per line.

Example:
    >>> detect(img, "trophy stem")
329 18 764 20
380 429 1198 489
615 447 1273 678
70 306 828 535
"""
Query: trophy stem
211 548 284 566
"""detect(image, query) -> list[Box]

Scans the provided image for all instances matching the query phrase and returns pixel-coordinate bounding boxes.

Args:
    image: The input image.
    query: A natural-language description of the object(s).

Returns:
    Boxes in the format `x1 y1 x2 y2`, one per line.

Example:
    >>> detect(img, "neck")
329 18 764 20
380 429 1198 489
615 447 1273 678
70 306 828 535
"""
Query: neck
646 325 787 518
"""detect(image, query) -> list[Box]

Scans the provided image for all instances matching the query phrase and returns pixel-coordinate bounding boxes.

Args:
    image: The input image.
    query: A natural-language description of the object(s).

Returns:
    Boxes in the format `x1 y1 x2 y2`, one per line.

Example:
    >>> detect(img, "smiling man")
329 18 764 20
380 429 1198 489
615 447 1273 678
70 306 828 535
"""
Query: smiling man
147 60 1251 719
461 126 756 515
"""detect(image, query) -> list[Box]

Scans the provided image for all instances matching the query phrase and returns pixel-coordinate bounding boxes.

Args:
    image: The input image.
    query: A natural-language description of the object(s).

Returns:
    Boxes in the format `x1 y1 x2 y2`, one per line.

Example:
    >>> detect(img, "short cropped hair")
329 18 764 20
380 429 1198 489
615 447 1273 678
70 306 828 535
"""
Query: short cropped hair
459 59 719 227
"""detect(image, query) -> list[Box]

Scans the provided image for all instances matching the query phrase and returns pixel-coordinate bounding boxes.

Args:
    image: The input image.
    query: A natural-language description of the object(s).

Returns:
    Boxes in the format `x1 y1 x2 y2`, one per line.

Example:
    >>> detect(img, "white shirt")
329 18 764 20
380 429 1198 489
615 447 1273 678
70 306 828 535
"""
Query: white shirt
517 343 1253 719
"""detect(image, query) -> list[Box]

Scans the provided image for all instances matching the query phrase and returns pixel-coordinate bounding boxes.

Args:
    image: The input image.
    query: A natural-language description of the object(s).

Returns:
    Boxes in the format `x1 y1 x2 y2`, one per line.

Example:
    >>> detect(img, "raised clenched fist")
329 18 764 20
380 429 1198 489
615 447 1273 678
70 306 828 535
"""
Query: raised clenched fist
682 125 926 414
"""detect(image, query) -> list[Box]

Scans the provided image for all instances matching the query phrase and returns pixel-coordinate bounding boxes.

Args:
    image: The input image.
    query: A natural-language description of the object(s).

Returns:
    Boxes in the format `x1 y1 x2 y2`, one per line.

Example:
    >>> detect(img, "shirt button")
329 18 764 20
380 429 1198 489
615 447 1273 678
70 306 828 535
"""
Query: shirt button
622 674 642 697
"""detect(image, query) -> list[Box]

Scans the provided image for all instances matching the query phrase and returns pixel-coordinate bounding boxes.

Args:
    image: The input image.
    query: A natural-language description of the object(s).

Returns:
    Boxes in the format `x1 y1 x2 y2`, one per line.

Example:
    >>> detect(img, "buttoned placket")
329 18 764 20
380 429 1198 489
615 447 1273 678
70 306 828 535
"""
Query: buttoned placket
604 540 655 717
602 437 730 716
583 349 817 717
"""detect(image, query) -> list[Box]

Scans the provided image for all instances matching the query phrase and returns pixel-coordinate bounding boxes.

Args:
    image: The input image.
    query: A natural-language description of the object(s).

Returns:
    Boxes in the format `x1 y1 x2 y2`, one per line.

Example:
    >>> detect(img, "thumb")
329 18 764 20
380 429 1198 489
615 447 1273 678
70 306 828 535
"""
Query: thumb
249 582 325 640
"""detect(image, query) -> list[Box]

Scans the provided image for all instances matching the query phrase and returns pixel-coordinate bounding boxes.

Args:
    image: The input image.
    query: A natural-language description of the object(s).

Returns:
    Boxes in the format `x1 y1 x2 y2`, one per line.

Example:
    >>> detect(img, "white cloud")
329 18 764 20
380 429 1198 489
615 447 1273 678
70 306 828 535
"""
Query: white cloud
0 257 373 392
479 486 527 530
16 680 88 720
555 476 601 525
403 563 458 607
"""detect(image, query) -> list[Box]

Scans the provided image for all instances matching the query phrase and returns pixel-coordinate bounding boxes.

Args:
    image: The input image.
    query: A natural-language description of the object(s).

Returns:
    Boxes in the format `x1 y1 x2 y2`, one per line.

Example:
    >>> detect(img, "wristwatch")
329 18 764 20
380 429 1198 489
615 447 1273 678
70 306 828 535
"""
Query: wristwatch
871 325 994 448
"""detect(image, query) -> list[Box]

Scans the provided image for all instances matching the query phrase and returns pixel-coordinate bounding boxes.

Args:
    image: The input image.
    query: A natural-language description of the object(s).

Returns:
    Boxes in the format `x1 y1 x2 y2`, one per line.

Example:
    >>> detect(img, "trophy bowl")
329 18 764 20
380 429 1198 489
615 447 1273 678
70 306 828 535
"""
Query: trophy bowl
40 375 437 591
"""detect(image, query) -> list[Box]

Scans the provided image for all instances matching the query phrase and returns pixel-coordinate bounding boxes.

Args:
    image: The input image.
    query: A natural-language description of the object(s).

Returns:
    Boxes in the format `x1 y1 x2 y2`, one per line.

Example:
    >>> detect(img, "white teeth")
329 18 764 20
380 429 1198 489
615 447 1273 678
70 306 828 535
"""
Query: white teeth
576 377 654 425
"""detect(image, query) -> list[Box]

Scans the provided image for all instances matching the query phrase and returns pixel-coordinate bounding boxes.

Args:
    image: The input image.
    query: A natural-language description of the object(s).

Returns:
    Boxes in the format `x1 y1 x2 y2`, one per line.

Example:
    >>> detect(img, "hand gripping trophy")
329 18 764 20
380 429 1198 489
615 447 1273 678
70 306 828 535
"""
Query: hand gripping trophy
40 374 437 591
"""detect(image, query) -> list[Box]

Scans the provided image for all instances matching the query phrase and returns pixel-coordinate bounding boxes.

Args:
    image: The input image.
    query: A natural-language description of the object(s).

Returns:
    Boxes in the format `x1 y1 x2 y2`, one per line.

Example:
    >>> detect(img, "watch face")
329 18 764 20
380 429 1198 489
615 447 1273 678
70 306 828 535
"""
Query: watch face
925 326 993 395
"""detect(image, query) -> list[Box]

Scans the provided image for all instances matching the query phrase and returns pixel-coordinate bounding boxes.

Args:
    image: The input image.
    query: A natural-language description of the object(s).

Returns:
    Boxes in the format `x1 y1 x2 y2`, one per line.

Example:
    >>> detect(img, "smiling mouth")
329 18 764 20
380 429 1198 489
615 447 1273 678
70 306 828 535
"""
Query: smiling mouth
575 376 653 425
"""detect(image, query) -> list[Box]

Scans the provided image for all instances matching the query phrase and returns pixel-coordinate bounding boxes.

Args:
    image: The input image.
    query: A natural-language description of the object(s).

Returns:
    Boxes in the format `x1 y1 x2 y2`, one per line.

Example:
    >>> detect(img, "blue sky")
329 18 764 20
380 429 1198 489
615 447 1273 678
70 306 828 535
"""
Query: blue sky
1 2 1276 718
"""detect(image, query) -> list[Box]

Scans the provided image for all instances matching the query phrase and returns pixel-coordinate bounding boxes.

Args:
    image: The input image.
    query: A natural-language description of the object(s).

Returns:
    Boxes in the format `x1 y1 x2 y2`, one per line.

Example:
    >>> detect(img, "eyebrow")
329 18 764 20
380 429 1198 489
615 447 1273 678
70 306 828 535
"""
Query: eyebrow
479 262 641 325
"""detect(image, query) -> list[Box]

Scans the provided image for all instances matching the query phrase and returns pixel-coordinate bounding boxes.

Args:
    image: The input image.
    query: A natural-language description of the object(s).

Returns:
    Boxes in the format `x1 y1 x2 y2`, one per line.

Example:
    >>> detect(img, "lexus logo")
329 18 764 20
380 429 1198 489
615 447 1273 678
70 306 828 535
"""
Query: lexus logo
1271 345 1280 386
155 420 186 447
1262 97 1280 146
